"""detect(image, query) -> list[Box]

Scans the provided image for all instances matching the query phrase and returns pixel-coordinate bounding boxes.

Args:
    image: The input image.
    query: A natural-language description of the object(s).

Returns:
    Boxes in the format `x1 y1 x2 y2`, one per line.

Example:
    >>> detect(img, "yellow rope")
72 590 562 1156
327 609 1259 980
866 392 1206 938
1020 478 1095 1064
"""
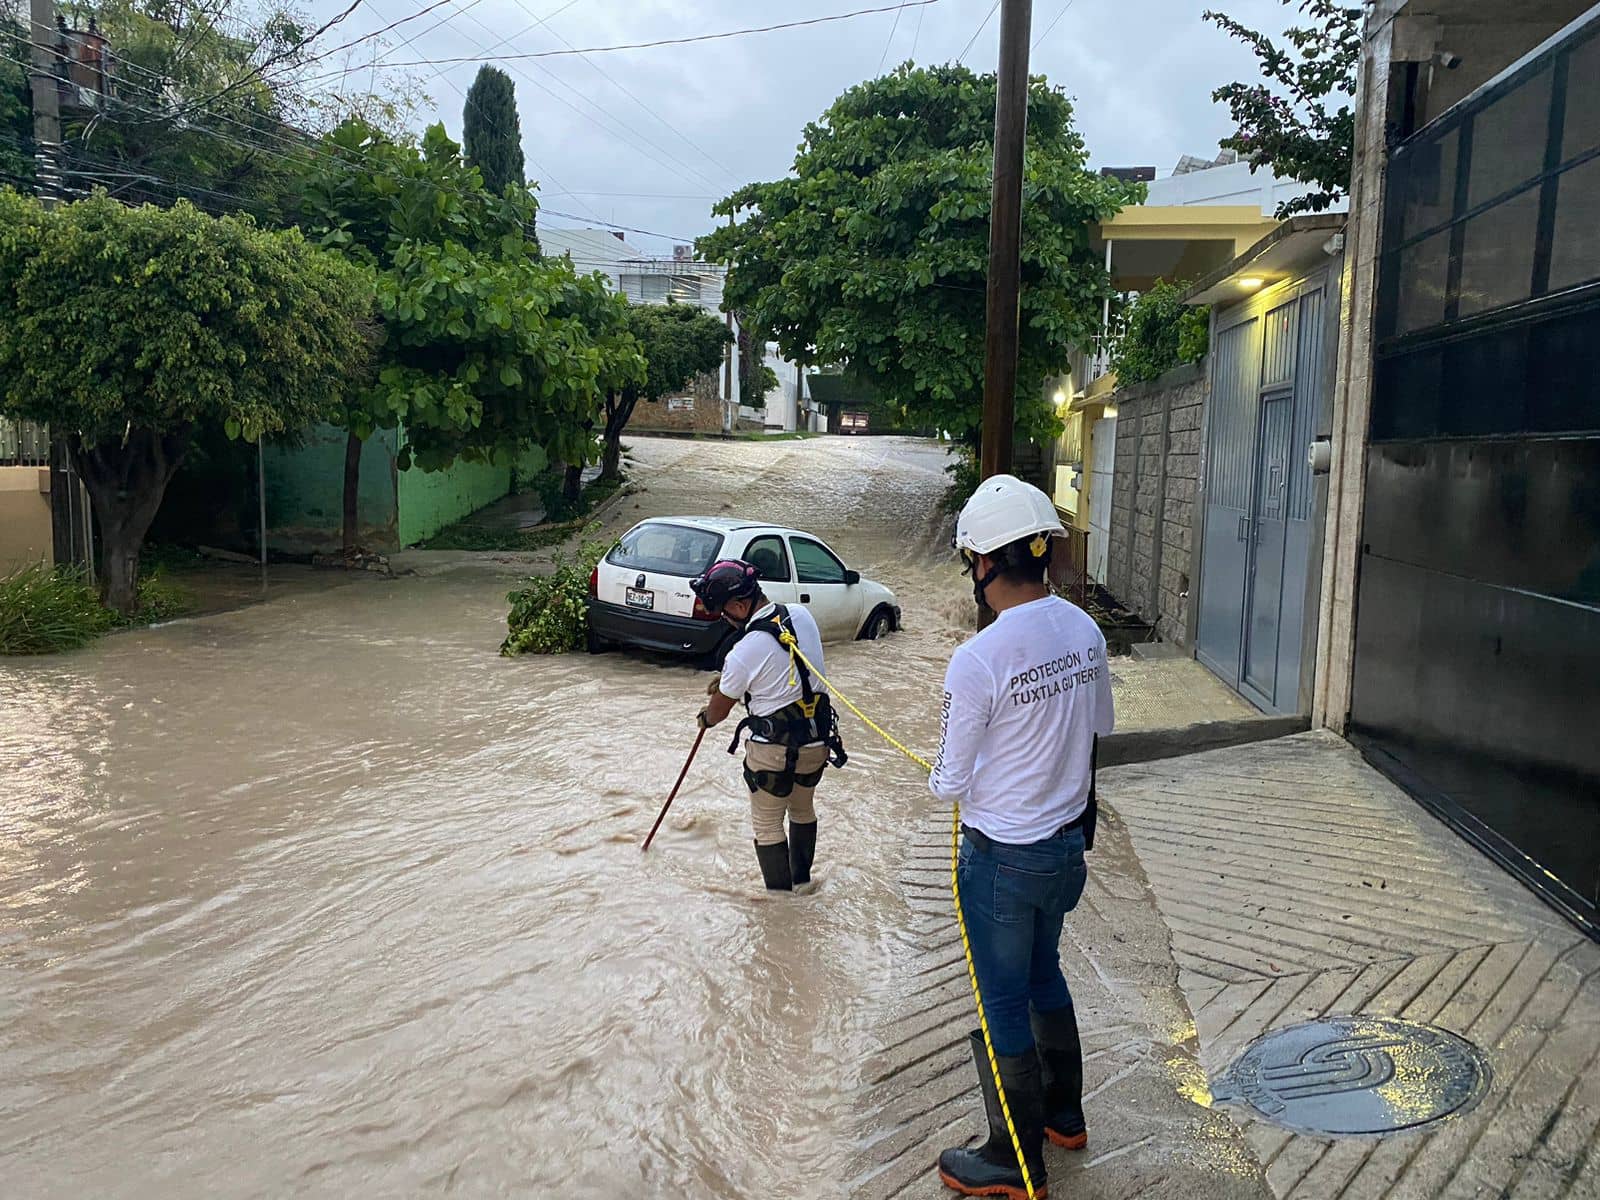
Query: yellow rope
778 633 1038 1200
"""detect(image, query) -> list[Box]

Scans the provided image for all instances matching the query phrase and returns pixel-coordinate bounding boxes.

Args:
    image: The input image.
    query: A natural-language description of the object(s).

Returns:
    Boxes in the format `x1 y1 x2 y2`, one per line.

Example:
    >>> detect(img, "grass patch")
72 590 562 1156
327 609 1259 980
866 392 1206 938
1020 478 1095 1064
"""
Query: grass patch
422 473 628 553
423 518 586 553
0 563 193 655
735 430 820 441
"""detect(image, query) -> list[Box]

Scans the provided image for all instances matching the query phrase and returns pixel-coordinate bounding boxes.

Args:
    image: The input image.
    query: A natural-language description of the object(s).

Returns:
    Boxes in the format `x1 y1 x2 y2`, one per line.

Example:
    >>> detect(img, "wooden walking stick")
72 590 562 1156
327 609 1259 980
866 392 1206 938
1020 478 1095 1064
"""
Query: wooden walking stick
642 726 708 851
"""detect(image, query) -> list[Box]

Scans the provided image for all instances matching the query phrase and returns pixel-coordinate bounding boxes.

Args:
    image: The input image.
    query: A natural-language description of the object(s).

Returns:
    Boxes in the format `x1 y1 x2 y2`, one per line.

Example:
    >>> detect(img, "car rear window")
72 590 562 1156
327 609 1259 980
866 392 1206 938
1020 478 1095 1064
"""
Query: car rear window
607 523 724 577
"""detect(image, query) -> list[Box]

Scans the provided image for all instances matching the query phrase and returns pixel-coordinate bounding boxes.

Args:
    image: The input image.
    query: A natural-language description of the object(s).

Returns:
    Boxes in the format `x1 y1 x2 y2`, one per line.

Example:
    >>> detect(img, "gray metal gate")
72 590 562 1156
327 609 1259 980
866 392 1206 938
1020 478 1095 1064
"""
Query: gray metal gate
1196 280 1327 714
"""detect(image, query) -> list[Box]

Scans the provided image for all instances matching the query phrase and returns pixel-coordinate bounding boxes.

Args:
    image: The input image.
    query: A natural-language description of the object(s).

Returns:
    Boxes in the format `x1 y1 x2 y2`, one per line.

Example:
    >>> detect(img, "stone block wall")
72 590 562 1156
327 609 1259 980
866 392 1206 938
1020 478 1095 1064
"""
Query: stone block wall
1105 362 1208 646
630 371 725 433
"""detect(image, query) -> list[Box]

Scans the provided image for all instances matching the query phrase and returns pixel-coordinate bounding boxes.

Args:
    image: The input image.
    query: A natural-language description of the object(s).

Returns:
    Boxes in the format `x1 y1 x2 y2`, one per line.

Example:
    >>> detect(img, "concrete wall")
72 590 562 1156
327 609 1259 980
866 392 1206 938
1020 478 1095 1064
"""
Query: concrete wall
265 424 399 555
0 466 53 572
1106 363 1207 645
398 453 519 548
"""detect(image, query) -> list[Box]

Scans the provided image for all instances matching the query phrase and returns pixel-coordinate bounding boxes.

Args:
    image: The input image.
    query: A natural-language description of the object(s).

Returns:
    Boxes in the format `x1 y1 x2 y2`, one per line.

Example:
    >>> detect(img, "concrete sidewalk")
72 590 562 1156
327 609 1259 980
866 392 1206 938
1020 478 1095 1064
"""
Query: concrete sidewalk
854 731 1599 1200
1108 732 1600 1200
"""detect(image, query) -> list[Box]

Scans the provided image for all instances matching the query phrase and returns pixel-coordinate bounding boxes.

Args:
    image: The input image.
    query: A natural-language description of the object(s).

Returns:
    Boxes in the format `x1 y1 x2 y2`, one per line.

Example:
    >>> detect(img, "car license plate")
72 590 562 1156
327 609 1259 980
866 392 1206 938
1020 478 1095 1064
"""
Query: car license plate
625 588 654 610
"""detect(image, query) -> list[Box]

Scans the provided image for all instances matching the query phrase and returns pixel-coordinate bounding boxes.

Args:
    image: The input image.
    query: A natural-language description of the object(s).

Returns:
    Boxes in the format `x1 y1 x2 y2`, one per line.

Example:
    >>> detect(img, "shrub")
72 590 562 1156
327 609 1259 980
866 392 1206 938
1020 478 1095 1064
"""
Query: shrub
1109 280 1210 385
0 564 115 654
501 532 612 656
0 563 195 655
942 444 982 513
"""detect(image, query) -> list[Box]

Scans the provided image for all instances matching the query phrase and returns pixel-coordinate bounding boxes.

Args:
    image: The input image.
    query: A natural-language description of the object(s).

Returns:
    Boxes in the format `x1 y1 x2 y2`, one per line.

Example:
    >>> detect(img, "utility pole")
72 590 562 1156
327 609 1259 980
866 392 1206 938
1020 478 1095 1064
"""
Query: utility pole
29 0 86 574
27 0 62 205
978 0 1033 481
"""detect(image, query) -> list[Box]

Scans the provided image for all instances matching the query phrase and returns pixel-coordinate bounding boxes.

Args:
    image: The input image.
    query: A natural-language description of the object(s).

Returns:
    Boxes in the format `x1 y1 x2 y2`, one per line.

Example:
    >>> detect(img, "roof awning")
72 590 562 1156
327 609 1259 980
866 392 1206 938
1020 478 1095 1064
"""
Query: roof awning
1181 215 1347 306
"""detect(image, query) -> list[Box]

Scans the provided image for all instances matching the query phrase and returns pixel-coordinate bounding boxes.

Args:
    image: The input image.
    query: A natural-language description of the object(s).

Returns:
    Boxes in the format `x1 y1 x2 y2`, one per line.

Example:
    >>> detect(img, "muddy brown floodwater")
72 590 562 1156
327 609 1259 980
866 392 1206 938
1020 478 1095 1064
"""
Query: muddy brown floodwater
1 436 993 1198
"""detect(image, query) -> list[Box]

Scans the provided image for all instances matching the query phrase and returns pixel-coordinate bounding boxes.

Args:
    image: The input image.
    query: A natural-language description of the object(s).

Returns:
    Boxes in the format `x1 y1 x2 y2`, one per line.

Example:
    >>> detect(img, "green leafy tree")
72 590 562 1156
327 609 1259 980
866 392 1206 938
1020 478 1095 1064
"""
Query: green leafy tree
462 66 528 203
0 17 31 185
699 64 1137 447
1206 0 1362 217
736 320 779 412
1107 281 1211 385
296 119 638 551
599 302 732 481
0 190 374 613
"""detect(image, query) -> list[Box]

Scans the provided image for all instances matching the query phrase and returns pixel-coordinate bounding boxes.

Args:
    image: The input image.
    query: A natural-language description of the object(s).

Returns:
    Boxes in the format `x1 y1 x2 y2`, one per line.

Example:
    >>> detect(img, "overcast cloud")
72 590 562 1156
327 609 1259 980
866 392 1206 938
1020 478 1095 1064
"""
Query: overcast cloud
299 0 1301 255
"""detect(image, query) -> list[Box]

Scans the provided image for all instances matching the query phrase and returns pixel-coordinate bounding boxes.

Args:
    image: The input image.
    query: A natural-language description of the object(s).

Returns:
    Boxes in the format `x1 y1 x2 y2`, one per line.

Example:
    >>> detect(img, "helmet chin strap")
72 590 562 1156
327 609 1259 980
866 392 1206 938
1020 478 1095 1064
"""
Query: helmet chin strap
970 558 1003 608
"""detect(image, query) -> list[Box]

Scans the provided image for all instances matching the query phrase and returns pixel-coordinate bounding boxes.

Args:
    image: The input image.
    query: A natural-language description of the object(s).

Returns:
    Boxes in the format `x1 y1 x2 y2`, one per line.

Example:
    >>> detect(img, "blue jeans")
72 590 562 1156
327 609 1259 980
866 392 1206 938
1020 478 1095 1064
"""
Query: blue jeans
957 824 1088 1057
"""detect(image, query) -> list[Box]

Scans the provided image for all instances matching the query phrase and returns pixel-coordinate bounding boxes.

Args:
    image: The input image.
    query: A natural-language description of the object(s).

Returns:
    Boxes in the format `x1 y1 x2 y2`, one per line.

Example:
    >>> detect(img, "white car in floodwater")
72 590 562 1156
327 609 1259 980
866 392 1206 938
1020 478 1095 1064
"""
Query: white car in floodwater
586 516 901 666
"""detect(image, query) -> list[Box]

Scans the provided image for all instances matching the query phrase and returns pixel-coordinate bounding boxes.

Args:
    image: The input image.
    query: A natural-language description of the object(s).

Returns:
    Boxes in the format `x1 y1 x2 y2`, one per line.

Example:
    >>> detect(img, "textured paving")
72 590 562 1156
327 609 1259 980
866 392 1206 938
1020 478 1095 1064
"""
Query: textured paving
1110 655 1257 732
849 805 1272 1200
1107 731 1600 1200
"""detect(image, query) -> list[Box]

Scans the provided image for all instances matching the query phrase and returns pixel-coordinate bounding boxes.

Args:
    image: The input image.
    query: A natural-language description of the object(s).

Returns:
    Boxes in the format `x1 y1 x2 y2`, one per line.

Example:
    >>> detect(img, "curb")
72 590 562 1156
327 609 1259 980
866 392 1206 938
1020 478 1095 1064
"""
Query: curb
1099 714 1311 768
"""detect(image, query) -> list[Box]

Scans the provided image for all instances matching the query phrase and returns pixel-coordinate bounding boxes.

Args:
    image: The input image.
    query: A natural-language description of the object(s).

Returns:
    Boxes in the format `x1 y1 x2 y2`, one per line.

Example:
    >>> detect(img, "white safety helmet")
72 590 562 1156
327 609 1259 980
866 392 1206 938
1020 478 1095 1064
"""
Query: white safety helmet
953 473 1065 557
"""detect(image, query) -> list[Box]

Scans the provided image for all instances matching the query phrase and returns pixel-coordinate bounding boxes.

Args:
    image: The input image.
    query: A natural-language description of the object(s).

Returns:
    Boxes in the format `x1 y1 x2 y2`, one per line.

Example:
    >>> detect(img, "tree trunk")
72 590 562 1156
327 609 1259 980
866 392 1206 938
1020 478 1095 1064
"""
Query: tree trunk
342 430 363 556
562 462 583 504
70 426 191 617
600 389 637 483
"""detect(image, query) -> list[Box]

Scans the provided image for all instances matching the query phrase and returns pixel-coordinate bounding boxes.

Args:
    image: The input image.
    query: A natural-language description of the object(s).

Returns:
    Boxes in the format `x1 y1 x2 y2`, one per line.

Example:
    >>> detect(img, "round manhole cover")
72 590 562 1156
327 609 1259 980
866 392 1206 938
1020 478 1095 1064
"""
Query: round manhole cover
1212 1016 1491 1137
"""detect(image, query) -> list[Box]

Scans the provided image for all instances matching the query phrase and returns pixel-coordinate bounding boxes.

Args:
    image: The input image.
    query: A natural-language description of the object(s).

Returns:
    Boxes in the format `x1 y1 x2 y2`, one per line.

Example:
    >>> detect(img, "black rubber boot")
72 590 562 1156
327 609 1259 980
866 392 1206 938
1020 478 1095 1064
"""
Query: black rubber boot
1031 1006 1086 1150
936 1030 1048 1199
788 820 818 885
754 840 793 891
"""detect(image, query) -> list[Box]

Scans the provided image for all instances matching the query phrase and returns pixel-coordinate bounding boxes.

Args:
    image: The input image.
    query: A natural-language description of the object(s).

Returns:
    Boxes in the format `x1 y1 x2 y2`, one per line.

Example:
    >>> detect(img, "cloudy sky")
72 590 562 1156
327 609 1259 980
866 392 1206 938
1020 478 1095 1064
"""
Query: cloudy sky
299 0 1298 256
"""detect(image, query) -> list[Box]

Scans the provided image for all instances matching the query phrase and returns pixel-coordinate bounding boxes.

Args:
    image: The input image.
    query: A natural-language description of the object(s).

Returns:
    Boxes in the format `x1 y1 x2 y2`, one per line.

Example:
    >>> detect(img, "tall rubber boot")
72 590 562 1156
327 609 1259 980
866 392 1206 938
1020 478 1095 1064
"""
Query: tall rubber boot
937 1031 1048 1199
1031 1006 1087 1150
754 840 793 891
788 820 818 885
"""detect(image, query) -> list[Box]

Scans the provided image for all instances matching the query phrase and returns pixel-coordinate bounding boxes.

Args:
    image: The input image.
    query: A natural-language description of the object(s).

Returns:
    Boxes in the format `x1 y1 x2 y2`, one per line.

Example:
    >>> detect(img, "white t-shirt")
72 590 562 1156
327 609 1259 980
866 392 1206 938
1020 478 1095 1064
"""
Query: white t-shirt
929 595 1115 843
719 603 828 741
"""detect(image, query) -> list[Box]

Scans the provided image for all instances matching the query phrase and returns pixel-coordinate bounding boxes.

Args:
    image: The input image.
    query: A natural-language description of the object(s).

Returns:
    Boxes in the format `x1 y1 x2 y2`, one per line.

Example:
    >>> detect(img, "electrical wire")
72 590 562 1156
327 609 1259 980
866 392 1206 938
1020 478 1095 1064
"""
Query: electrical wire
957 0 1000 63
484 0 742 188
879 0 913 73
293 0 944 79
1032 0 1081 50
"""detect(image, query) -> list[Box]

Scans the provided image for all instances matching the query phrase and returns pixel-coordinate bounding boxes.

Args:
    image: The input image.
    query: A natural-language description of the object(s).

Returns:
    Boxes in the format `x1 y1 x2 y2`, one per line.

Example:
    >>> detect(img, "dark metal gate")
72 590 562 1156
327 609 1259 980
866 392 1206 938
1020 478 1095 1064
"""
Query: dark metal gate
1351 10 1600 934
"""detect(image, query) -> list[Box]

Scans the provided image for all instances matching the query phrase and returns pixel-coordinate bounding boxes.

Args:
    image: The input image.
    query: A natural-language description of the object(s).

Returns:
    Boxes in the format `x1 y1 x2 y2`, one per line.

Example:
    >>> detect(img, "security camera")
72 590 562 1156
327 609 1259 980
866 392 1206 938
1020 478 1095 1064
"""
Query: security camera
1433 50 1462 69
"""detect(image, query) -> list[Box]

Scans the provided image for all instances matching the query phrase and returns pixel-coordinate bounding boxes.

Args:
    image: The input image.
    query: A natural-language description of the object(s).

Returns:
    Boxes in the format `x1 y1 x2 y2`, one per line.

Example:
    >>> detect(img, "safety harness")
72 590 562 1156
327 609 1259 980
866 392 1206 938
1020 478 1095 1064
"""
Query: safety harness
726 604 848 797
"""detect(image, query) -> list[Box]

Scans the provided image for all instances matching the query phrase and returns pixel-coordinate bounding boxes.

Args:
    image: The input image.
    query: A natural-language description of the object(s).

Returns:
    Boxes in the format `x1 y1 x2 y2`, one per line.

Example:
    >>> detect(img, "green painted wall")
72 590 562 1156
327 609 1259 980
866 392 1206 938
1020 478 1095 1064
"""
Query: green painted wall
266 426 552 552
396 443 549 547
265 424 398 554
398 455 505 546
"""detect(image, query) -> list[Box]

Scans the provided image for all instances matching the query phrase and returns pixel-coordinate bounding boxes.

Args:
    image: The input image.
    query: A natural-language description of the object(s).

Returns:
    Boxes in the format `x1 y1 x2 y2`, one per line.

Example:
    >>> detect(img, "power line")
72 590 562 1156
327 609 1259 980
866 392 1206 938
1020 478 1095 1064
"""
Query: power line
957 0 1000 63
879 0 914 74
296 1 944 77
486 0 742 187
1032 0 1081 50
414 0 728 196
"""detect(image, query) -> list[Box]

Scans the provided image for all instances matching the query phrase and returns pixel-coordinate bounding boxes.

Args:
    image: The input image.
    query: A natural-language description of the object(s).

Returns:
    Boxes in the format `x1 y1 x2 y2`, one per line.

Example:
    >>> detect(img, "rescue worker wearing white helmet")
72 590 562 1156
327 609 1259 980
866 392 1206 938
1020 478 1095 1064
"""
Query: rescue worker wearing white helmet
931 474 1115 1199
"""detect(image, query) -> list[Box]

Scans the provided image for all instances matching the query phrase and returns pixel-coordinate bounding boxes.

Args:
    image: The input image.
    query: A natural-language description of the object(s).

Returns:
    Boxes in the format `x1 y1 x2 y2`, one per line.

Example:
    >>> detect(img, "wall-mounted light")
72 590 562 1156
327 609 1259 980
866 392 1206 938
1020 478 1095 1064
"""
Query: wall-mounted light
1053 389 1068 409
1238 276 1265 291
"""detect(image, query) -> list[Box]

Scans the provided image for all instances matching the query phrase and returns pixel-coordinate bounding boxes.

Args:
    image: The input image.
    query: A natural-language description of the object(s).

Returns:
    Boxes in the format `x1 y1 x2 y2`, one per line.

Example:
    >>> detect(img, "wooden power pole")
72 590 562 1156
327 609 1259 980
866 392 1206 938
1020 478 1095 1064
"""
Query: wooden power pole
27 0 62 205
978 0 1033 482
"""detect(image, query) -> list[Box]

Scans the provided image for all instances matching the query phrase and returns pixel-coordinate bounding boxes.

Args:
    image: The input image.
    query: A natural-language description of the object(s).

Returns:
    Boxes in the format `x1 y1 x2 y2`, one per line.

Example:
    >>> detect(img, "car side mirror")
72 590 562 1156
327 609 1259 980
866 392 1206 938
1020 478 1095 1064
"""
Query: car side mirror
843 569 861 585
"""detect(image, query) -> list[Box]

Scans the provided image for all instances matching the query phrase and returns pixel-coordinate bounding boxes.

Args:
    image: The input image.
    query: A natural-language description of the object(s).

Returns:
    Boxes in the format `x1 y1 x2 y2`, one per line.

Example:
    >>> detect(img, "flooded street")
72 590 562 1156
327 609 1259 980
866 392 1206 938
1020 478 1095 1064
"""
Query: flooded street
1 436 987 1198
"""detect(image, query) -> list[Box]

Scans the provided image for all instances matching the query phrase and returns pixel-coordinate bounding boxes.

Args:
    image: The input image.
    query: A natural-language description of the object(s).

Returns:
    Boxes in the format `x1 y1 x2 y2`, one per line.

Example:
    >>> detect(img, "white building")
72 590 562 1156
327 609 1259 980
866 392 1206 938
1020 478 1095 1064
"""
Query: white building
539 226 815 432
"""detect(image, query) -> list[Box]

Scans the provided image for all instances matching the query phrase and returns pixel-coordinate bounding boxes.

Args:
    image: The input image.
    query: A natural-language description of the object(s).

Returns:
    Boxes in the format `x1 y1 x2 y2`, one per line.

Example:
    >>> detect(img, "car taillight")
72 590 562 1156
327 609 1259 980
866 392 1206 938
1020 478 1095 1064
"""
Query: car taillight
589 566 599 597
692 596 719 622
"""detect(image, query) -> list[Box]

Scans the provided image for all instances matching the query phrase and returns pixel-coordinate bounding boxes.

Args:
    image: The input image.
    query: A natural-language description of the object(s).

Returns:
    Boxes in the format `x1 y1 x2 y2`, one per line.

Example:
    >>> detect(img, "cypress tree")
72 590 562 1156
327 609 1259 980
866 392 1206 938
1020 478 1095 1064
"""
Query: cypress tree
463 67 526 199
